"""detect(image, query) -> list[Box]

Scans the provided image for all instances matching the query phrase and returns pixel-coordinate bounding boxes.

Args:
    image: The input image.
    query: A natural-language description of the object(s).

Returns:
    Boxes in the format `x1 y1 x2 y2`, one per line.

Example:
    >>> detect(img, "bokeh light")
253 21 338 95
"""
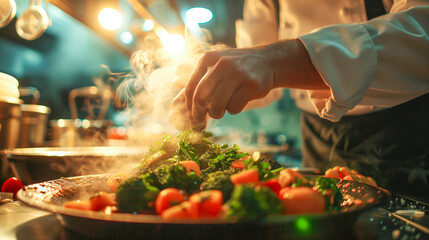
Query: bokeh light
120 31 133 44
98 8 123 30
142 19 155 31
162 34 185 55
185 7 213 25
295 216 312 235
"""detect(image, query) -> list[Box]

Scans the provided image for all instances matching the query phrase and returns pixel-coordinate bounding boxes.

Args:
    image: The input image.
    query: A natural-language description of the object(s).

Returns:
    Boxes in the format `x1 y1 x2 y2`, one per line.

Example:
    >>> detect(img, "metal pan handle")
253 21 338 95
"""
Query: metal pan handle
19 87 40 104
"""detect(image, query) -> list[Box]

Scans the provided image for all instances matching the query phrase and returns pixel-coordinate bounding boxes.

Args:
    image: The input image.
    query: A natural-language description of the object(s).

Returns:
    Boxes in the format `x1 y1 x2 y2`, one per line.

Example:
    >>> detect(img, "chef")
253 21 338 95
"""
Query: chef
170 0 429 197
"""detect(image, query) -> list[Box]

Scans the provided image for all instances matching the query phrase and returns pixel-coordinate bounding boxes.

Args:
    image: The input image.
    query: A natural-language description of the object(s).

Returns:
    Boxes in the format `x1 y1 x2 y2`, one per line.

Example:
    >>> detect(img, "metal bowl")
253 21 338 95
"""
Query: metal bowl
4 146 147 185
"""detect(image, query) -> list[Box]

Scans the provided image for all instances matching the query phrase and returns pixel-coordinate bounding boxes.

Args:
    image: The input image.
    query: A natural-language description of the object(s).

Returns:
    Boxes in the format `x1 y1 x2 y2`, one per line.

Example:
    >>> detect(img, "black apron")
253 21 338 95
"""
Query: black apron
301 94 429 197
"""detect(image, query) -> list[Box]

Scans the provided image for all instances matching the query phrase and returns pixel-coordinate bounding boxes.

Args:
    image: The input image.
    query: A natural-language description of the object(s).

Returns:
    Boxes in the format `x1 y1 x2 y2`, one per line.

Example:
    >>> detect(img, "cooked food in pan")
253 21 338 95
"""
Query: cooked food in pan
62 130 377 221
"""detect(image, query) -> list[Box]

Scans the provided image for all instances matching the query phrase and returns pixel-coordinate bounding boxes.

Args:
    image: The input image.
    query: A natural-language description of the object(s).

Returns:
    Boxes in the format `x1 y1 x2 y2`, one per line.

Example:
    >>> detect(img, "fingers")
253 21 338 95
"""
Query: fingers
226 85 252 115
191 58 239 122
185 52 220 114
206 73 243 119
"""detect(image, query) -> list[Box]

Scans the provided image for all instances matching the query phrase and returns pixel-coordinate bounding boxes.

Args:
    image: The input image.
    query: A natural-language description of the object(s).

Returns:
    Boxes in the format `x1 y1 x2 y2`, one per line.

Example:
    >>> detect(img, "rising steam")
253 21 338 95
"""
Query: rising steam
115 33 227 145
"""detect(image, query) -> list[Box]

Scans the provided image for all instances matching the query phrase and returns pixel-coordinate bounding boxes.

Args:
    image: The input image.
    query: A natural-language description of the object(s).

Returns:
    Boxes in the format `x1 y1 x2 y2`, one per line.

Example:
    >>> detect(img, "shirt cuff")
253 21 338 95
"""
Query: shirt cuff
299 23 377 121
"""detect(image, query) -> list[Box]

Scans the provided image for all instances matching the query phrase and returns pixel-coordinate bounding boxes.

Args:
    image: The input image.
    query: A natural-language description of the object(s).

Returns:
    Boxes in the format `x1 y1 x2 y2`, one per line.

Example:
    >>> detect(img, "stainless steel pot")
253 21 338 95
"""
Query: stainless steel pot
48 119 113 147
0 97 21 179
17 87 51 147
0 97 21 150
48 86 113 147
5 146 147 184
18 104 50 147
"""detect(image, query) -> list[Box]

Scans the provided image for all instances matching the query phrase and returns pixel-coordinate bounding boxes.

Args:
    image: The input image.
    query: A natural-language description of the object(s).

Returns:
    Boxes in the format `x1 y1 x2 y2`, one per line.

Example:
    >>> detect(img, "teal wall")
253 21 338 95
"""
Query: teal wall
0 2 130 120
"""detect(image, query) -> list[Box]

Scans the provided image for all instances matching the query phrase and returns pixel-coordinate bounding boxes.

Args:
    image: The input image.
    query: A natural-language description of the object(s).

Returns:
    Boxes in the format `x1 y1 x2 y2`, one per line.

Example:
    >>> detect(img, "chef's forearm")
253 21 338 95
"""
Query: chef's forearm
263 38 328 90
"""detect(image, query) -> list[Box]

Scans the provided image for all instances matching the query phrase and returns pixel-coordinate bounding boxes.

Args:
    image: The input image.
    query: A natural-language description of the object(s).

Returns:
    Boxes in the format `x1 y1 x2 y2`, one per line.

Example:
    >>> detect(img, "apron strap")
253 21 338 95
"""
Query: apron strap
365 0 387 20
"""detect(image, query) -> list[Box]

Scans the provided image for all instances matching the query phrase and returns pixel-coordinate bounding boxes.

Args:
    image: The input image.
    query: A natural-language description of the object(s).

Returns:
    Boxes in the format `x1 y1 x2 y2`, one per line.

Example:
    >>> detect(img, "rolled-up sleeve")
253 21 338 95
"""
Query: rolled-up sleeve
299 4 429 121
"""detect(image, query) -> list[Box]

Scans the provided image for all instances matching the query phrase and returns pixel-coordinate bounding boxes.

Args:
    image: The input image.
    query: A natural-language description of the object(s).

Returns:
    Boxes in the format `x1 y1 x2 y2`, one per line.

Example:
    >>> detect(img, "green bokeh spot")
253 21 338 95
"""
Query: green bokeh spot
295 216 312 235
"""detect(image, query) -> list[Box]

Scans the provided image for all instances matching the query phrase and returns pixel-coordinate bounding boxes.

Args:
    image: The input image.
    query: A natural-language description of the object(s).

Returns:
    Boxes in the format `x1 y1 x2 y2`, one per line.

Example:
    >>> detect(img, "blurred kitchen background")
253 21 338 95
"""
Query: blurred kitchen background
0 0 302 165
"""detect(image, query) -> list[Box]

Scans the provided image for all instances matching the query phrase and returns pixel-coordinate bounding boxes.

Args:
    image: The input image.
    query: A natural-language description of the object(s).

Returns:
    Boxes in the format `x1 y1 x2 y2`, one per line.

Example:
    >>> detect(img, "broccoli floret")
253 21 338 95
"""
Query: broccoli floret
225 184 284 221
200 170 236 201
142 164 202 194
115 177 160 213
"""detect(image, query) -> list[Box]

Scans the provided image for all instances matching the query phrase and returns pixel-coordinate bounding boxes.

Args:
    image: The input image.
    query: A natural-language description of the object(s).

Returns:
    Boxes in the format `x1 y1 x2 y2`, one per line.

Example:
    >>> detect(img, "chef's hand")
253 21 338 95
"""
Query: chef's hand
175 39 326 131
185 47 276 131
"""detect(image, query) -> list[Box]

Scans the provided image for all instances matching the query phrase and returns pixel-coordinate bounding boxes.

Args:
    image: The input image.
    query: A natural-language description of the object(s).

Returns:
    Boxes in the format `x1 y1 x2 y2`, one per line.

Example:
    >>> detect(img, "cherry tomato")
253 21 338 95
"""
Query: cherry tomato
230 160 245 170
230 155 251 170
342 175 354 181
230 169 259 185
1 177 23 196
178 161 201 177
280 187 326 215
189 190 223 218
324 168 340 179
155 188 186 215
339 167 351 178
107 173 128 193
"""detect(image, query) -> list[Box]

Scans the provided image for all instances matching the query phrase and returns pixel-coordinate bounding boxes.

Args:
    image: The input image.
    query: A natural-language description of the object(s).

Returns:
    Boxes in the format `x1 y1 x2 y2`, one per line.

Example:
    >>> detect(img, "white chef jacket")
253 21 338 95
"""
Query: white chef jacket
236 0 429 122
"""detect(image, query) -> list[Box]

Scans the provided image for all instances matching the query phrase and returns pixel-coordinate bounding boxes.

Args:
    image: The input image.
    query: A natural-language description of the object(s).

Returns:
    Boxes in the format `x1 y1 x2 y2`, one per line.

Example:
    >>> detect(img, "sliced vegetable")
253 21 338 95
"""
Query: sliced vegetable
280 187 325 215
278 169 308 187
161 201 199 220
64 200 92 210
178 160 201 177
107 173 128 193
230 160 245 170
89 192 116 211
155 188 186 214
189 190 223 218
146 151 170 169
230 169 259 185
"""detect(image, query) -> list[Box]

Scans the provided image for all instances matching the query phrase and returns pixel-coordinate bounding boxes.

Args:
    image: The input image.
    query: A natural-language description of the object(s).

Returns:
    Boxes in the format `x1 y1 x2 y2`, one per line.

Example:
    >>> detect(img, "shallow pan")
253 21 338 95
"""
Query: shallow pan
17 174 390 240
